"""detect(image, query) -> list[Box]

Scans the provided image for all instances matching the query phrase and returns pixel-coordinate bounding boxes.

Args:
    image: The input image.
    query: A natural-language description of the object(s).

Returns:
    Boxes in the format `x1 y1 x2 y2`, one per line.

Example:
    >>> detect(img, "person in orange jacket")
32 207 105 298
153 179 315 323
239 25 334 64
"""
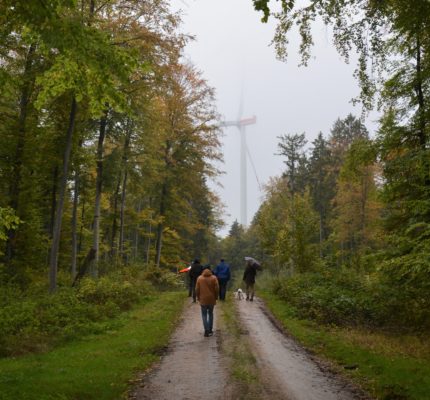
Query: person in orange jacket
195 266 219 337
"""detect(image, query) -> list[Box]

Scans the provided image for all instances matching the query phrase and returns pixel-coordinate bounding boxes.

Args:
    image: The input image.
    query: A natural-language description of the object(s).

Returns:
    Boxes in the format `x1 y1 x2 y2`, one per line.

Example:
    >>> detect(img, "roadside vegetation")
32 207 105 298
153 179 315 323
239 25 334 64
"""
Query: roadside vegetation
260 290 430 400
0 266 182 358
220 298 265 400
0 291 186 400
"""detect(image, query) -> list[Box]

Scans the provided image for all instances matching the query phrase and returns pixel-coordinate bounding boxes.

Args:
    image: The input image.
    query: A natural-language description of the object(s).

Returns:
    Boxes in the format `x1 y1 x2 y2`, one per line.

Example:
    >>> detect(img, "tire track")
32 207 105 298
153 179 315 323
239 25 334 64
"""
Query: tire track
236 298 367 400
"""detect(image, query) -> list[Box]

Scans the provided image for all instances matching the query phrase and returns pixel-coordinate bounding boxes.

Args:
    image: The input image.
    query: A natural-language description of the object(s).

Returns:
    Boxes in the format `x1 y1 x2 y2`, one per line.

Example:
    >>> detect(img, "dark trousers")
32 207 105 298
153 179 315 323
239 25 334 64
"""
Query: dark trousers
200 304 214 333
245 282 255 300
218 279 228 300
188 277 197 301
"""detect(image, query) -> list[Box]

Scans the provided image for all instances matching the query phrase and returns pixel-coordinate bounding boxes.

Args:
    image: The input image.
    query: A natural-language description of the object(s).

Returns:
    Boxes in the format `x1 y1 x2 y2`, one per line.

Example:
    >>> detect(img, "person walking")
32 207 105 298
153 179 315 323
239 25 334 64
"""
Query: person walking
188 259 203 303
243 259 259 301
213 258 231 301
195 266 219 337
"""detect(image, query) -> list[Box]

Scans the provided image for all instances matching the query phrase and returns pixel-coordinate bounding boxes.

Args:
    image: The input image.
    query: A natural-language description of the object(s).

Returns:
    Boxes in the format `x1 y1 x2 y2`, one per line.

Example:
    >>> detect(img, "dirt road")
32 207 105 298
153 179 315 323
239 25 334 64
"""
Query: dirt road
131 297 367 400
237 298 365 400
130 301 231 400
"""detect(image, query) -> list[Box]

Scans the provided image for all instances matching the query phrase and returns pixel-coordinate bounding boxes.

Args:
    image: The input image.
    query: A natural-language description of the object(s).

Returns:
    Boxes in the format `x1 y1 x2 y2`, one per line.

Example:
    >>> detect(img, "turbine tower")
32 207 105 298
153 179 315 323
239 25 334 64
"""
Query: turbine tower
221 102 256 227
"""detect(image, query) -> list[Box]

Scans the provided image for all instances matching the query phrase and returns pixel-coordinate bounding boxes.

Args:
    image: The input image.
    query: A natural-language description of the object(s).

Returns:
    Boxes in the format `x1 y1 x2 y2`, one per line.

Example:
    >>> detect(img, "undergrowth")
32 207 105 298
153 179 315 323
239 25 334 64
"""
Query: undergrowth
260 290 430 400
0 264 182 357
271 268 430 332
0 291 186 400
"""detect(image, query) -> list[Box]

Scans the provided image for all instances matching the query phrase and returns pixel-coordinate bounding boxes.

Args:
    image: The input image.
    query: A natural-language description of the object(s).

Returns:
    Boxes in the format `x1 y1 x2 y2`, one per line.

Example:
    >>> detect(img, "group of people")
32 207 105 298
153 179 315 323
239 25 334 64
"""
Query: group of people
188 258 260 337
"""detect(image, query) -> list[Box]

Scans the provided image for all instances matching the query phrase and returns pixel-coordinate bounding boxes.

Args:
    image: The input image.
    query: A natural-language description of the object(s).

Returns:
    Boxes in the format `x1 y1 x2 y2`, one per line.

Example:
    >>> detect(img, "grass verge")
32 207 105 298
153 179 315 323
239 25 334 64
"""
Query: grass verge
259 290 430 400
219 298 264 399
0 291 186 400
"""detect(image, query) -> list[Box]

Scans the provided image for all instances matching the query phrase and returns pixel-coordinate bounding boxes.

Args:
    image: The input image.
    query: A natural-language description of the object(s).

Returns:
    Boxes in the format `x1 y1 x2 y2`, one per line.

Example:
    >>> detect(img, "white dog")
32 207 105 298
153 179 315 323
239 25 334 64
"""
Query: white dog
235 288 244 300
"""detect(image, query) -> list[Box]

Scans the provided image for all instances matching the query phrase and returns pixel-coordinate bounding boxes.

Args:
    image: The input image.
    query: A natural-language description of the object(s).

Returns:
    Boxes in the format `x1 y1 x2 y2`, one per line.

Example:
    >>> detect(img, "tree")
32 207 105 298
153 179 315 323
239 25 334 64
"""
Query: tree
255 177 319 273
308 133 336 251
148 62 220 267
330 139 382 268
277 133 308 196
0 0 222 291
221 220 246 274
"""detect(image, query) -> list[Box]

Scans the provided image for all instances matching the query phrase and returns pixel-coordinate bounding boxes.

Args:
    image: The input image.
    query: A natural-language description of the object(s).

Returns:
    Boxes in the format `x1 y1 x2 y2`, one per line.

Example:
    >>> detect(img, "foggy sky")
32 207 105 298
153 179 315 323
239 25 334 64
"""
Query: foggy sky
171 0 378 236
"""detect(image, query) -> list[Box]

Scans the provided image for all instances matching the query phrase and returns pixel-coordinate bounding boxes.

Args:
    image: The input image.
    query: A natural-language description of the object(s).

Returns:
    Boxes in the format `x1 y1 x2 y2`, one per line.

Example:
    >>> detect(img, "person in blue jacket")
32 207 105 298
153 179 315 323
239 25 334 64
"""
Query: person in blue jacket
213 259 231 301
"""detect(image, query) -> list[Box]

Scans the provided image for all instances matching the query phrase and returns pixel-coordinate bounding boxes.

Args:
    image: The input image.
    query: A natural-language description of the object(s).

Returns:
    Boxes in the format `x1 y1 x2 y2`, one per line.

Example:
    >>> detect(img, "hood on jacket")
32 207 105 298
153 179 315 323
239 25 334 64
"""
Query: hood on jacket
202 268 212 277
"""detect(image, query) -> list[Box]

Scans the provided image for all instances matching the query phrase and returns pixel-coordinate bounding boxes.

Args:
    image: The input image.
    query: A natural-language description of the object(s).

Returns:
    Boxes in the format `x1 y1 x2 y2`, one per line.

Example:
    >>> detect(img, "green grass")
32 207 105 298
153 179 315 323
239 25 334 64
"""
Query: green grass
220 298 265 399
260 290 430 400
0 292 186 400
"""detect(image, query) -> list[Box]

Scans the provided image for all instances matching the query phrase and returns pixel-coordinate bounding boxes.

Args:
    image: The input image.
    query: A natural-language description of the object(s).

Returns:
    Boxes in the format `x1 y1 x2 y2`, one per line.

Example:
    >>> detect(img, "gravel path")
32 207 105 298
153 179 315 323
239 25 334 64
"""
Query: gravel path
130 301 231 400
237 297 365 400
131 296 368 400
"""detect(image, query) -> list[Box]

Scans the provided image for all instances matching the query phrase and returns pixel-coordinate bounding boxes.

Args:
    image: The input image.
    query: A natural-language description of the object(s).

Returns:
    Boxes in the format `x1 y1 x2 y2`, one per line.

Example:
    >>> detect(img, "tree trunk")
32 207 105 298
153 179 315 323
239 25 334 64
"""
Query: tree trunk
110 174 121 258
72 248 96 287
360 172 368 248
45 166 59 267
154 140 172 267
133 224 139 260
49 166 59 238
71 170 79 280
118 124 132 262
319 214 323 258
133 201 142 260
414 33 429 187
415 34 426 149
155 182 167 267
79 196 86 254
119 169 128 261
5 43 36 261
145 209 152 265
90 109 108 277
49 97 77 293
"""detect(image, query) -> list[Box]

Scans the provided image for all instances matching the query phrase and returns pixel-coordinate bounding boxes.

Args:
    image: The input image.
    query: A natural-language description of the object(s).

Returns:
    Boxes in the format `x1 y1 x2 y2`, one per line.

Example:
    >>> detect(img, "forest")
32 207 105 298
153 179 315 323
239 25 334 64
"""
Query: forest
0 1 224 284
234 0 430 332
0 0 222 357
0 1 429 399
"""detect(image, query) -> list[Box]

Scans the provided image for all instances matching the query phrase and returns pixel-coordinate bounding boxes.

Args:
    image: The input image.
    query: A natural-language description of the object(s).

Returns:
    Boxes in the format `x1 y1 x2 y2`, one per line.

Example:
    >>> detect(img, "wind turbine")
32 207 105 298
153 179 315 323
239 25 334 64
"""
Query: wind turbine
220 99 257 227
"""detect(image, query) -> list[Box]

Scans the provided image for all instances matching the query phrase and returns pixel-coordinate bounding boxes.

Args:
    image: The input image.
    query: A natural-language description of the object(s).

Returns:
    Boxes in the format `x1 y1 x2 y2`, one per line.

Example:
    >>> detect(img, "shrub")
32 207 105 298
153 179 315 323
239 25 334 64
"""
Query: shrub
272 268 430 332
141 265 183 290
0 268 152 357
77 277 139 310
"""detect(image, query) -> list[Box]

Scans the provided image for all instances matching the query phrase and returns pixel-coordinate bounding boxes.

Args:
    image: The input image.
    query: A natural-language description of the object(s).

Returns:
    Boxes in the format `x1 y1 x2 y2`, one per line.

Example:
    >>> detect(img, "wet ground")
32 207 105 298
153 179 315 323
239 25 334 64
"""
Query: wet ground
131 297 368 400
237 298 365 400
130 301 231 400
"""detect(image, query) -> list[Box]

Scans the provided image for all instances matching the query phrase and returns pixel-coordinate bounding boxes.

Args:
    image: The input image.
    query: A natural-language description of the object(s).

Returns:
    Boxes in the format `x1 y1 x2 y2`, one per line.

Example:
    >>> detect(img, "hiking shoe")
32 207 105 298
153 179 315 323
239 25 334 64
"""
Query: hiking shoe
250 297 254 301
208 330 213 336
204 331 209 337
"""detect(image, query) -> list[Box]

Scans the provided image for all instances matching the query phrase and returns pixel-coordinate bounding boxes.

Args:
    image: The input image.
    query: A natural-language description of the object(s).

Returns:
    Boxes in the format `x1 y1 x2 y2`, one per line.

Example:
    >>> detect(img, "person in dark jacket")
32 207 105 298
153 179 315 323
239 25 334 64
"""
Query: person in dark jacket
188 259 203 302
243 259 259 301
213 259 231 301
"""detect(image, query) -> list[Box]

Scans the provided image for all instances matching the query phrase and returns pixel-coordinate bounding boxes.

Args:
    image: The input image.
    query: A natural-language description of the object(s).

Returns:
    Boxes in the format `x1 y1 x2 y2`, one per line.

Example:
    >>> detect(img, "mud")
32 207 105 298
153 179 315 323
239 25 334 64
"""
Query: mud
237 298 365 400
130 301 231 400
